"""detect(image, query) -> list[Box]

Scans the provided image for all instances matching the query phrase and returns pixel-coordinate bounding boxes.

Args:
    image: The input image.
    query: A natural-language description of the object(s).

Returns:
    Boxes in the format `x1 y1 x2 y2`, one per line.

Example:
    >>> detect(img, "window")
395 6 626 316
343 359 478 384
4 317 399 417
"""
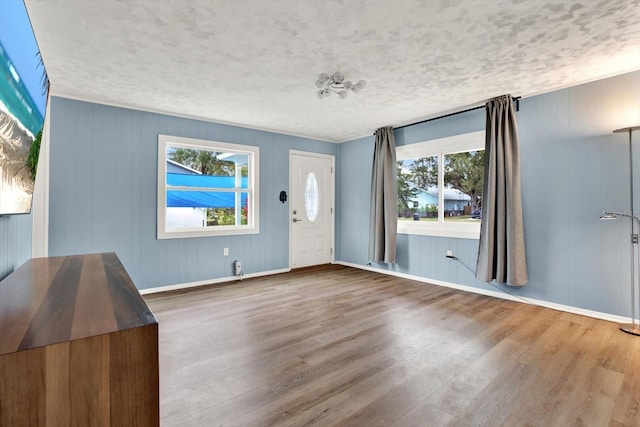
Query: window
396 131 484 239
157 135 259 239
304 172 320 222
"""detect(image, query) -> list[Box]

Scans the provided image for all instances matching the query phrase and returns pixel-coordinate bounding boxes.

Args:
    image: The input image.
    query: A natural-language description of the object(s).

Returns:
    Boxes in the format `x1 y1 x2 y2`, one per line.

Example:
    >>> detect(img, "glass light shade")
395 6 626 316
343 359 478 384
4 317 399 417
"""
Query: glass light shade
600 213 618 220
315 72 365 99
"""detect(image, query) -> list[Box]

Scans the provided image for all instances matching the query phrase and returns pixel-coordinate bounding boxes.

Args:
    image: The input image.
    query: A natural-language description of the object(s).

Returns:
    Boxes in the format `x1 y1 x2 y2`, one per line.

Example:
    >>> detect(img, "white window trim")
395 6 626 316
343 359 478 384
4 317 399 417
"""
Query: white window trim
157 135 259 239
396 131 484 240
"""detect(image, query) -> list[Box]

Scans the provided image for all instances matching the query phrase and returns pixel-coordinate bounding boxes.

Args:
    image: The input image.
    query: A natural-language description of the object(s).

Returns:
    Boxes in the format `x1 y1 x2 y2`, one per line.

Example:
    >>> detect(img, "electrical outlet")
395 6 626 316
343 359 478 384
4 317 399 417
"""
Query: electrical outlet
446 250 453 258
223 248 229 256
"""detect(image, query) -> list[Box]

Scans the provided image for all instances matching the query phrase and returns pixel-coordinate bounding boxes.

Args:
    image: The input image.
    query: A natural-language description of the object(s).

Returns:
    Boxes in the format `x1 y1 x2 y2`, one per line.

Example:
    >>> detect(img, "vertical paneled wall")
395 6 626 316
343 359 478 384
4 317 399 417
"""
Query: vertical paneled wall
337 70 640 318
0 213 32 280
48 97 336 289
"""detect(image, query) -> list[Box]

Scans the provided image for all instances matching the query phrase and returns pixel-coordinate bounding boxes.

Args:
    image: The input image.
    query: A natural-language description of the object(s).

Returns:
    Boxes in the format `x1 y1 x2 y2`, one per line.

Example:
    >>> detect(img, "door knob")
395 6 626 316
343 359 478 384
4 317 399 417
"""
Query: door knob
293 218 302 222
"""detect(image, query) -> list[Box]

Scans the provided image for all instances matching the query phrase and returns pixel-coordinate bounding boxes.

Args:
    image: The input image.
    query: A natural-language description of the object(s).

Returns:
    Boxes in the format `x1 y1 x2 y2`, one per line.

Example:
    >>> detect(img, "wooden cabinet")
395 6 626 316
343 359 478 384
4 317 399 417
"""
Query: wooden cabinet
0 253 159 426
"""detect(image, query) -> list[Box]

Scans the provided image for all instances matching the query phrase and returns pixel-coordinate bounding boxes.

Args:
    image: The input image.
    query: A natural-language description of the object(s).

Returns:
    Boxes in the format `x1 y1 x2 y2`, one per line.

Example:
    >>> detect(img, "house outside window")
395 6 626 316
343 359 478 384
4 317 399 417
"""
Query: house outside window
157 135 259 239
396 131 484 239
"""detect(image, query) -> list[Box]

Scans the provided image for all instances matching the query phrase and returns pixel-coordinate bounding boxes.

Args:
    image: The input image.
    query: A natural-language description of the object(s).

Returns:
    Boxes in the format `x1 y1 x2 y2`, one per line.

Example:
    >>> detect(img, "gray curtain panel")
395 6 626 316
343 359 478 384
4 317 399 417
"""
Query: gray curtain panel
369 126 398 263
476 95 528 286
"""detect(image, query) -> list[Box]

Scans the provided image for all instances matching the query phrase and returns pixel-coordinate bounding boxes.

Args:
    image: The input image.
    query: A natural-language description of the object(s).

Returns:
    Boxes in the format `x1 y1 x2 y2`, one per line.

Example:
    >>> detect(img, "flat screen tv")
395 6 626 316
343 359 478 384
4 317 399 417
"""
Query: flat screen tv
0 0 47 215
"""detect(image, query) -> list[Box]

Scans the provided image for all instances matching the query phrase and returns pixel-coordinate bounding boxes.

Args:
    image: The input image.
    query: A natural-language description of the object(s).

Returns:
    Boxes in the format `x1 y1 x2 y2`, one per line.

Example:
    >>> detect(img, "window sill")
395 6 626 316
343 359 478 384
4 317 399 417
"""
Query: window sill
158 226 259 240
397 222 480 240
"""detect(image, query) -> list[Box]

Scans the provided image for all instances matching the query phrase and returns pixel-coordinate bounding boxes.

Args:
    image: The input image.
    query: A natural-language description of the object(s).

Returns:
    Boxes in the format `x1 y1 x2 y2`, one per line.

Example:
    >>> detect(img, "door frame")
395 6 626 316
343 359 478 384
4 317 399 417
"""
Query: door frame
289 150 336 269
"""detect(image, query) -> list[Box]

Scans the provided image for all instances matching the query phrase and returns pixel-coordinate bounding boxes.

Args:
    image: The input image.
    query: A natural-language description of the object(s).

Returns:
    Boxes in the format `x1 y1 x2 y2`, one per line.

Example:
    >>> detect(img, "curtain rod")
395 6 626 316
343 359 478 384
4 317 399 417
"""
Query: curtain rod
391 96 521 132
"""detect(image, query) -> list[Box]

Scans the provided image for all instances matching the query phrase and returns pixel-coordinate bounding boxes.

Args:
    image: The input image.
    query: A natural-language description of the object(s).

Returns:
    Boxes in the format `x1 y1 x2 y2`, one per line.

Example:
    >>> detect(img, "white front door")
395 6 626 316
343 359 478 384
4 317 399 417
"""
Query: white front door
290 151 334 268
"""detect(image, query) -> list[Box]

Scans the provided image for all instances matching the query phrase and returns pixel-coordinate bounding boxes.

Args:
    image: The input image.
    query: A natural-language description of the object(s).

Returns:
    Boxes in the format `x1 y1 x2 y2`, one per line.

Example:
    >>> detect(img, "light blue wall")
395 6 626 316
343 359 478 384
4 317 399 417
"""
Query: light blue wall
48 97 336 289
0 213 32 280
337 70 640 318
44 69 640 317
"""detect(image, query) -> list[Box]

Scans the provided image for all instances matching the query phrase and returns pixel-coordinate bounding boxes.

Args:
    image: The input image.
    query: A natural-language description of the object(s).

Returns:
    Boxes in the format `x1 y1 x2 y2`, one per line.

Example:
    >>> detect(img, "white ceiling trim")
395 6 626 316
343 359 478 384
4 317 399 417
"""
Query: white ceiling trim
49 91 340 144
52 61 640 145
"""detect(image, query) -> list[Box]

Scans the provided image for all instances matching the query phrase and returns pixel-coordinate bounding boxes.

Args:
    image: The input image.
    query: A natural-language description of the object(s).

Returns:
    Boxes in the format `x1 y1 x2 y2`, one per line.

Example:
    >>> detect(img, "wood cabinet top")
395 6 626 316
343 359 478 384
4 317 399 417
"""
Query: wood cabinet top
0 253 157 356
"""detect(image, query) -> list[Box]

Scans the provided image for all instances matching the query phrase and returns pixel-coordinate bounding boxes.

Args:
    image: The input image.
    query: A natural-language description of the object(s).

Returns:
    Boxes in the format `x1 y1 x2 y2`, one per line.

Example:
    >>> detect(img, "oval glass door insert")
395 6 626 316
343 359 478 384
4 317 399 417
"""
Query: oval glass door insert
305 172 320 222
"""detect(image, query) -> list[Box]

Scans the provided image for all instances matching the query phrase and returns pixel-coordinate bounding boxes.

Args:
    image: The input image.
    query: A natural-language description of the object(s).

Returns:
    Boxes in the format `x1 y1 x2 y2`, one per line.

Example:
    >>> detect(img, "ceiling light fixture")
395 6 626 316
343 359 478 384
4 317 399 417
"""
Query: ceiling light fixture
316 72 366 99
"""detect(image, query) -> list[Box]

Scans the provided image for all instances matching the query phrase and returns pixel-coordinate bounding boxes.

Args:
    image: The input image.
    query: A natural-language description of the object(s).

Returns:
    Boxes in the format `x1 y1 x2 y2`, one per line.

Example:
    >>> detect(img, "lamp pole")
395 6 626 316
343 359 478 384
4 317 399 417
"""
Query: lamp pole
603 211 640 335
610 125 640 335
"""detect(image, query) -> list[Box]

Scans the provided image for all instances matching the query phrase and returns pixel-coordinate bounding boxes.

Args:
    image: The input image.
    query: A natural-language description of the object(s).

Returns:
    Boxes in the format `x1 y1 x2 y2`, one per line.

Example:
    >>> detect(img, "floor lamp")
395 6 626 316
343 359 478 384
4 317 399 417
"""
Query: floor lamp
601 125 640 336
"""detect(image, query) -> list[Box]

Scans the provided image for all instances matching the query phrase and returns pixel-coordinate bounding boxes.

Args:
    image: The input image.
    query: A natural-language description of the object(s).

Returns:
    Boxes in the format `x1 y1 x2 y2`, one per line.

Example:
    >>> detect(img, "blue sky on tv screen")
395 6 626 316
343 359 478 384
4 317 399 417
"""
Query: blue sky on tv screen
0 0 47 118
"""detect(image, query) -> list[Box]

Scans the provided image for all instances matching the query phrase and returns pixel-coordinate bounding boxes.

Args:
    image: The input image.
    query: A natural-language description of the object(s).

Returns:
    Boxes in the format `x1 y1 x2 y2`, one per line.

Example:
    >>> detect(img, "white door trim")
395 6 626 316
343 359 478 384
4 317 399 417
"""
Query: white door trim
289 150 335 269
32 95 51 257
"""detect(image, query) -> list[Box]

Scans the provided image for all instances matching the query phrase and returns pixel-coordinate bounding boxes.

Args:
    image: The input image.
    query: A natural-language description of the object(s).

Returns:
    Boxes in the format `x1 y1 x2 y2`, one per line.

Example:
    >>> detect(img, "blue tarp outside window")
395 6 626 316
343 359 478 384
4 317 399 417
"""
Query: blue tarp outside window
166 173 249 208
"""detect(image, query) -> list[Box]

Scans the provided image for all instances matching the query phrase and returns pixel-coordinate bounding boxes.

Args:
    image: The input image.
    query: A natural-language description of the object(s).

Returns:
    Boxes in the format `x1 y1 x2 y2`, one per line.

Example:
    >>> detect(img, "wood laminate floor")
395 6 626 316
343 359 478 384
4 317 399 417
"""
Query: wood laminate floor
145 265 640 427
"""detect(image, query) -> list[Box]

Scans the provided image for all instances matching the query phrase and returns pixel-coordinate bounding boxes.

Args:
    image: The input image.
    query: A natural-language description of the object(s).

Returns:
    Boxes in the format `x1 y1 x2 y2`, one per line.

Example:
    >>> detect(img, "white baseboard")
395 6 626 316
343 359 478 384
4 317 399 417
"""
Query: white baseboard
139 267 291 295
335 261 631 325
140 261 631 325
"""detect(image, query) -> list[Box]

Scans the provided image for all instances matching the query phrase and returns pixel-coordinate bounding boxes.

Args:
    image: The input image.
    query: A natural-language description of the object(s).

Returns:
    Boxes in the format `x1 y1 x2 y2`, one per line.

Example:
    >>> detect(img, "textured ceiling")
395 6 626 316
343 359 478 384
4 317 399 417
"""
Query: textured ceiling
24 0 640 142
